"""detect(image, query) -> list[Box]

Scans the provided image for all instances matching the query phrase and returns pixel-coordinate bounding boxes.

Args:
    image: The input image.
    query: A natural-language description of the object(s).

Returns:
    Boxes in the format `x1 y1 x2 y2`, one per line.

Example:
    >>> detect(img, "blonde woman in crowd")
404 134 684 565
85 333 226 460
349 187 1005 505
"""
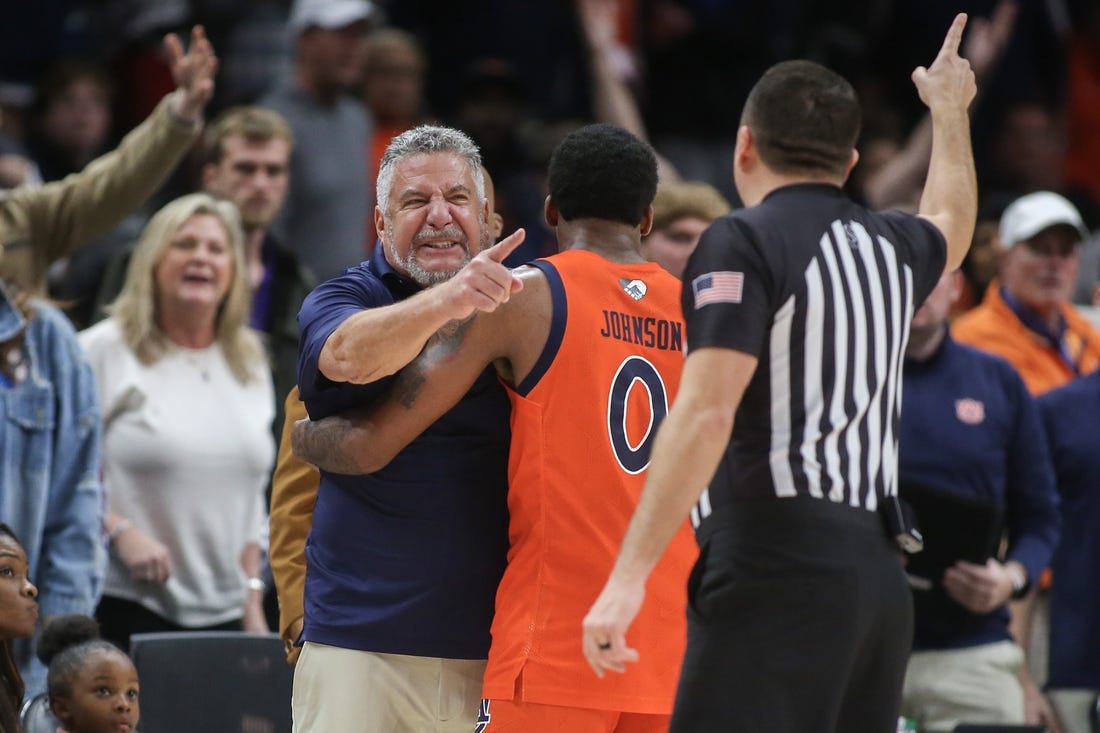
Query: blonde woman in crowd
79 193 274 650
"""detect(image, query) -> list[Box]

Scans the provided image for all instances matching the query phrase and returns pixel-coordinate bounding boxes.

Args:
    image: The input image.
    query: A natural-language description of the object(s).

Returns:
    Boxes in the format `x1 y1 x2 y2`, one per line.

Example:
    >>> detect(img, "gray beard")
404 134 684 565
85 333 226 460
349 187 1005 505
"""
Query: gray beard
383 218 489 287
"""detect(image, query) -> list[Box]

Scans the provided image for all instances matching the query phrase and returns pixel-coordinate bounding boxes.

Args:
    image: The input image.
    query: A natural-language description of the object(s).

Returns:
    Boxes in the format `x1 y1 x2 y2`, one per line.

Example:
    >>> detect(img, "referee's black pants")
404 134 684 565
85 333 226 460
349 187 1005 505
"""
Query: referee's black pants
671 496 913 733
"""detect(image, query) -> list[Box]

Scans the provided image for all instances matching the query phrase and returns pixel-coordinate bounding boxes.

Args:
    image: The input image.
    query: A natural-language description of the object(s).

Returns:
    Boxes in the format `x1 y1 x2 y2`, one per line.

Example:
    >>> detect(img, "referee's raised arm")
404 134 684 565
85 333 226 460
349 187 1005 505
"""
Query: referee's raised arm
913 12 979 274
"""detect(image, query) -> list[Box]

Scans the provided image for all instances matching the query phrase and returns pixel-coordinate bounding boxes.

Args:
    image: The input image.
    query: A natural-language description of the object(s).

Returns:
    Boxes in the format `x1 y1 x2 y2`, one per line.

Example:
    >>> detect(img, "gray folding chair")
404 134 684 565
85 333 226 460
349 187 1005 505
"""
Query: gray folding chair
128 631 292 733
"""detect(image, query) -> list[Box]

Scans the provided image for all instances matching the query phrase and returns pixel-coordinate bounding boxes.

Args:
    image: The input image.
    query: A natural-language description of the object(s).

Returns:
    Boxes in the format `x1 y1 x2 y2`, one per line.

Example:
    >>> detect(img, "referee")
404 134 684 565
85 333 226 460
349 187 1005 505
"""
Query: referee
583 14 977 733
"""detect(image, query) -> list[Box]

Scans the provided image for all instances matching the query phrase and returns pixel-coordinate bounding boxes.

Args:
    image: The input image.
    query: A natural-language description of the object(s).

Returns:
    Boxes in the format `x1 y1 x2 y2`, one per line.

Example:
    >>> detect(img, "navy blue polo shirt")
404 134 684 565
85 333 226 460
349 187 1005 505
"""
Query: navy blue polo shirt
1038 372 1100 688
296 246 511 659
899 332 1060 650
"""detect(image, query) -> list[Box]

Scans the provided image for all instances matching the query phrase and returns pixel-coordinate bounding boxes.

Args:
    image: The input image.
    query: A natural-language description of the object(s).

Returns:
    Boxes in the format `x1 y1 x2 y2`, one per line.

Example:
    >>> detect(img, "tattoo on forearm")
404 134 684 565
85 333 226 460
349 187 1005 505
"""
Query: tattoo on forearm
294 418 364 475
393 367 426 409
436 314 477 340
392 315 477 409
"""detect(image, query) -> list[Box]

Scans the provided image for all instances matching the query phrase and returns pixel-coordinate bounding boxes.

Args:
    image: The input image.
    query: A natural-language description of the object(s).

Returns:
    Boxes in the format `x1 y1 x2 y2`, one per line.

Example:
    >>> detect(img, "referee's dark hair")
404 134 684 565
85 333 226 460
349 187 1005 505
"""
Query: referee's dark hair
548 123 658 227
742 60 861 179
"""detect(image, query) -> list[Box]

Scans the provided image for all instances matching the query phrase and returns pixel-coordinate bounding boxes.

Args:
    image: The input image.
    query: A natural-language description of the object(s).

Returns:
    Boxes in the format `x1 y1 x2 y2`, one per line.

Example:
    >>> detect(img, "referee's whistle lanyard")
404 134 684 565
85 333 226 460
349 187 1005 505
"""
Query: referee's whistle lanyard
1000 286 1084 376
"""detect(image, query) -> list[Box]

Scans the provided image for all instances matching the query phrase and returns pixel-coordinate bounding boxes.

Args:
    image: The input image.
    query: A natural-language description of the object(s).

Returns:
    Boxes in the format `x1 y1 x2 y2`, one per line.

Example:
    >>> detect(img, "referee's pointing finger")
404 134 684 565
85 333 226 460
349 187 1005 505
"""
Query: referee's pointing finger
939 12 968 57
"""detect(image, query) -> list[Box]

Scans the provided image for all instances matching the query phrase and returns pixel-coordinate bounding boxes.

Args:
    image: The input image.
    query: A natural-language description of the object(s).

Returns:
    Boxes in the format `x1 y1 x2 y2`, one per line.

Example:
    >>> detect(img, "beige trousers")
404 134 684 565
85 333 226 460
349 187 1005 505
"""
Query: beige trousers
292 642 487 733
900 640 1025 732
1048 689 1098 733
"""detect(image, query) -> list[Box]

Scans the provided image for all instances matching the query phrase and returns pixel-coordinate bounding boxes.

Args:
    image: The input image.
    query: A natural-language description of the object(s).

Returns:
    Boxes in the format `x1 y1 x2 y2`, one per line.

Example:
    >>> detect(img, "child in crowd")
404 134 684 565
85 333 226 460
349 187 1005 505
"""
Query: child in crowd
37 616 139 733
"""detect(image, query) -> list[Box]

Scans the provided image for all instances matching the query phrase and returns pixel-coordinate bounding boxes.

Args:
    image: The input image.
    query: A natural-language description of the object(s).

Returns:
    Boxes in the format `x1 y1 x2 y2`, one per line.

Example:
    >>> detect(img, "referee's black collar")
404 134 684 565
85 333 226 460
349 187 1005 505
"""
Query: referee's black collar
762 182 845 202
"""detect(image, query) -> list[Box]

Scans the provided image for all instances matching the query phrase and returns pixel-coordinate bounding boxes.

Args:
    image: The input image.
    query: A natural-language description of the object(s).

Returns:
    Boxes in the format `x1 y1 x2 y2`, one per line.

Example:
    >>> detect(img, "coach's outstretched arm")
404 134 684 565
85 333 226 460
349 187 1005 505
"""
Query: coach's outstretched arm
913 13 979 273
296 265 547 473
319 230 524 385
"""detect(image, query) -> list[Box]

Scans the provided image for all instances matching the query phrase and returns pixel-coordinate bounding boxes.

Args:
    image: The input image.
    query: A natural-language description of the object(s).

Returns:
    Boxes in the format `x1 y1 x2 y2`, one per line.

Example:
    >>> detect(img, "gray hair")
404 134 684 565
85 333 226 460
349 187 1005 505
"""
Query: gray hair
376 125 484 214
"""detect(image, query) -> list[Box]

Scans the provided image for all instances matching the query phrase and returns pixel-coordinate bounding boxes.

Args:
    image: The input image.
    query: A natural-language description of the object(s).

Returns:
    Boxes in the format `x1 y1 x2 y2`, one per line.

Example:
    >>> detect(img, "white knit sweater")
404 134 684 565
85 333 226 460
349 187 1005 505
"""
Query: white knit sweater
80 318 274 626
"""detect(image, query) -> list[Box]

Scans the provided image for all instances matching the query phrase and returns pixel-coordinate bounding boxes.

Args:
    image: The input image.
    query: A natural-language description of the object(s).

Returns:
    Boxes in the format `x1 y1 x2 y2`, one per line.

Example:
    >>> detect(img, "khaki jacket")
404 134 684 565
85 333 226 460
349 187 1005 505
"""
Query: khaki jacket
269 386 317 644
0 93 200 291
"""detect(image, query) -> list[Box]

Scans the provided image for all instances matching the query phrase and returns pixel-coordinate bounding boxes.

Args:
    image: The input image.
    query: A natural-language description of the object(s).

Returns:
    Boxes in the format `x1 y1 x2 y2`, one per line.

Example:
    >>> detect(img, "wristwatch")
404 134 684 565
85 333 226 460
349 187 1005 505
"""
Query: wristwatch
1007 565 1029 600
246 577 267 594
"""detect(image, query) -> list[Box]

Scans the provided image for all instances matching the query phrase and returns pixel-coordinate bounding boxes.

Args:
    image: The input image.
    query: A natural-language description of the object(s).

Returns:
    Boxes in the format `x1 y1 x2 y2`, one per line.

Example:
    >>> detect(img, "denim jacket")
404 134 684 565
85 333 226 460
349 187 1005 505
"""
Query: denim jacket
0 282 105 694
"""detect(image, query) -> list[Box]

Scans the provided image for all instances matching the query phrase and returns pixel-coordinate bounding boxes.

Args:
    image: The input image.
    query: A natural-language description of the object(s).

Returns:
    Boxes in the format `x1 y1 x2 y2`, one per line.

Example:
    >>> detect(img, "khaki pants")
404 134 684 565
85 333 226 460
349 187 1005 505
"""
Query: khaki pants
1048 689 1098 733
901 640 1025 732
292 642 487 733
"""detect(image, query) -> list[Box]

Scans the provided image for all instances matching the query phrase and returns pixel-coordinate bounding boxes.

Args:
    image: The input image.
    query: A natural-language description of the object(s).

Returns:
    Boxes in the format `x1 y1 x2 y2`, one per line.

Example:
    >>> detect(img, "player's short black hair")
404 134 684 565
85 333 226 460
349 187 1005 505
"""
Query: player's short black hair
547 124 658 226
742 60 861 178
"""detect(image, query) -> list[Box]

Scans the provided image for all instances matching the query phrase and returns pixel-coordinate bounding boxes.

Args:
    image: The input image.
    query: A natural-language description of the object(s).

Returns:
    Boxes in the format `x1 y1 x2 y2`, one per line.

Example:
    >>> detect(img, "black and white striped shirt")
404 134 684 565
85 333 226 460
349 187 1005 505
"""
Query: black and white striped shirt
683 183 945 523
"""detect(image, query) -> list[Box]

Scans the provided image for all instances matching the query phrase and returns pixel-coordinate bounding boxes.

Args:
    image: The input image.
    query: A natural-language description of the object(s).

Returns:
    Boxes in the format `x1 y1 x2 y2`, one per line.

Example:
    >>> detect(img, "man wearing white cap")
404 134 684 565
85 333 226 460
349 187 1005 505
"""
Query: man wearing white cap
261 0 376 282
289 0 377 32
954 190 1100 396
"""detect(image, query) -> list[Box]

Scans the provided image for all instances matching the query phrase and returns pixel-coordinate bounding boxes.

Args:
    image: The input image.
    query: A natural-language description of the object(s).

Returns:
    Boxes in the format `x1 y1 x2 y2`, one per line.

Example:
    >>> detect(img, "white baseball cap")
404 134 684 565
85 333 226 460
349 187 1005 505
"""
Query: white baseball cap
289 0 376 33
998 191 1088 250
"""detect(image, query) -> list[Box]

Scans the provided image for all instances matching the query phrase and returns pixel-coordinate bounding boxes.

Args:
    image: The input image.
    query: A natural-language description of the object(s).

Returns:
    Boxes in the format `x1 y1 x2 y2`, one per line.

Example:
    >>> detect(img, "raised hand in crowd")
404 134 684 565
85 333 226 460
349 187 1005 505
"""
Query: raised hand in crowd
964 0 1017 81
165 25 219 123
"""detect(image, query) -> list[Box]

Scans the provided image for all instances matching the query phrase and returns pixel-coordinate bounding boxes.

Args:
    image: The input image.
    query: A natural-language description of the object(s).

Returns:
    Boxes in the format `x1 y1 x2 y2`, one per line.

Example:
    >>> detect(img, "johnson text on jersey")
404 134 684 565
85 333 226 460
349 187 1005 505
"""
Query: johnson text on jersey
599 311 683 352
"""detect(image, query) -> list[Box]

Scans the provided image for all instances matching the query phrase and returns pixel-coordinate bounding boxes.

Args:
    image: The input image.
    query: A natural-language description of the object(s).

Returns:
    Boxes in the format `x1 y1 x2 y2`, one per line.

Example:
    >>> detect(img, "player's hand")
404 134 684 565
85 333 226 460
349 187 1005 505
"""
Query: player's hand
911 13 977 114
942 558 1014 614
439 228 525 319
114 526 173 585
581 578 644 677
166 26 218 122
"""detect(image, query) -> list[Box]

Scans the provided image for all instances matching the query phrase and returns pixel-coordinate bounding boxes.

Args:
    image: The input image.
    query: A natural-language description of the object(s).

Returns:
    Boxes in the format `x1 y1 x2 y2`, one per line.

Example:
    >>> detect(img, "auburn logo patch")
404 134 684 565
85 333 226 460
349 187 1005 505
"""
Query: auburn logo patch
955 398 985 425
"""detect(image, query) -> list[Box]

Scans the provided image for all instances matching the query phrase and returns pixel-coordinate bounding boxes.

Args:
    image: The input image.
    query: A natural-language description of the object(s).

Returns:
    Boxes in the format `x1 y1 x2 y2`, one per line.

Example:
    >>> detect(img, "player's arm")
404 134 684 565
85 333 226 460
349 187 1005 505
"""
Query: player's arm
297 318 498 473
582 345 757 676
912 13 979 273
318 229 525 384
293 270 544 474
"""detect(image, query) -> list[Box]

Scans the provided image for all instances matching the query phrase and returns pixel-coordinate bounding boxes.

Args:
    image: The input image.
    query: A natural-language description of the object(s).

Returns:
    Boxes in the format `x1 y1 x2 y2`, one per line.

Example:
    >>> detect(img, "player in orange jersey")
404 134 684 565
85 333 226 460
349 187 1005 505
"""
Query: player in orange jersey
293 123 696 733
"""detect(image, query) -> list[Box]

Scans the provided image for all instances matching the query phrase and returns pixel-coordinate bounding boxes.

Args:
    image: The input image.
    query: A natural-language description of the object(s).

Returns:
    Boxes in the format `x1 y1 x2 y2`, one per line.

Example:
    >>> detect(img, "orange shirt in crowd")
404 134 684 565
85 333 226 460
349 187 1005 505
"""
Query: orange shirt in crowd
952 282 1100 396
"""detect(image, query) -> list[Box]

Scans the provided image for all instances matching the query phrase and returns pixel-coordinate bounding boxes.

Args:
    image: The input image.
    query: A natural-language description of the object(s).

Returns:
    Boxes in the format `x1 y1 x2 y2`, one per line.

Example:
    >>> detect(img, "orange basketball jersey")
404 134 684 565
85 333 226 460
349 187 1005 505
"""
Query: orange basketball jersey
482 249 698 713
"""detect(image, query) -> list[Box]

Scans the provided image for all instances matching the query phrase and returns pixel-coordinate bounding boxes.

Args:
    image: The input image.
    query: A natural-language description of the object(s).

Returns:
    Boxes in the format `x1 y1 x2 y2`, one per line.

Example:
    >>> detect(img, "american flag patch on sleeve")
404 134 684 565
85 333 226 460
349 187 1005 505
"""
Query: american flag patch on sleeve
692 271 744 308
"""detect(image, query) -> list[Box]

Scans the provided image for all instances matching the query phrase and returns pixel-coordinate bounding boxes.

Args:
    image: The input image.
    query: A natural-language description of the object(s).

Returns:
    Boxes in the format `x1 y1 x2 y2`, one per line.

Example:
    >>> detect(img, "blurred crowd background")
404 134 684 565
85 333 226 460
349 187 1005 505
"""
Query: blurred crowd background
0 0 1096 306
